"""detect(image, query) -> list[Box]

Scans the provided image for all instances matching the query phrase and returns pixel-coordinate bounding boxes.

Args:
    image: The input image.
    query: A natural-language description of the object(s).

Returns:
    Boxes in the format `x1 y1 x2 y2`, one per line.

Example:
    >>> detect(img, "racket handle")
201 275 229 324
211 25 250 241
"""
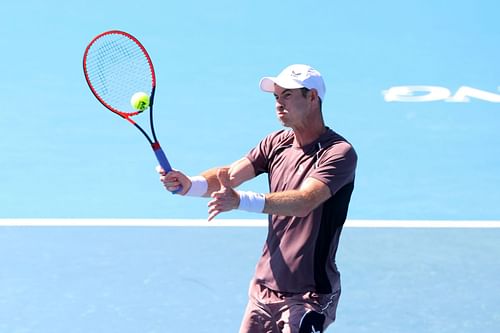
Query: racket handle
152 143 183 194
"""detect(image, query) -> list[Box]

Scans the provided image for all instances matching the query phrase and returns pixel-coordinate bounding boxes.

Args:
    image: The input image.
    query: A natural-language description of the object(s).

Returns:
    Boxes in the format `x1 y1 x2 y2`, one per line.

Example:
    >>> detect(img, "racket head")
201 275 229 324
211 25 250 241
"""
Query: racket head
83 30 156 118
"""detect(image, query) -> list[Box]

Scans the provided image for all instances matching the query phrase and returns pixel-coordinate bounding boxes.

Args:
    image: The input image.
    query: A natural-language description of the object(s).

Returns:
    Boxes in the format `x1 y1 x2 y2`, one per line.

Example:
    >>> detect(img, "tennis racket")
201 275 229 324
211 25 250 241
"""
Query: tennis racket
83 30 181 192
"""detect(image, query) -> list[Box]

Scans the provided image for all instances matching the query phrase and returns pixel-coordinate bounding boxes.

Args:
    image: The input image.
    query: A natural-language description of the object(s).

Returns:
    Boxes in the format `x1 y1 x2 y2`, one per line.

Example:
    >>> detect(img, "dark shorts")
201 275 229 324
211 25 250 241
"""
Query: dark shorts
239 280 341 333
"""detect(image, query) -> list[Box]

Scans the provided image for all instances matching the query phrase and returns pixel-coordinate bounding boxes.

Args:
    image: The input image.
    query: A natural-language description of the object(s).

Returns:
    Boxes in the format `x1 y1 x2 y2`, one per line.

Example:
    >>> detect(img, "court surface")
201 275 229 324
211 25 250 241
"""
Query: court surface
1 0 499 332
0 219 498 333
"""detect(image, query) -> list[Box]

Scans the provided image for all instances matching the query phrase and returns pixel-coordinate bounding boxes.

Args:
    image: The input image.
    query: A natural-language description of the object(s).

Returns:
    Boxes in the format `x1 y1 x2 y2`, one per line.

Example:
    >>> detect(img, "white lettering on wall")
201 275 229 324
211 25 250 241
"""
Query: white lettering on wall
383 86 500 103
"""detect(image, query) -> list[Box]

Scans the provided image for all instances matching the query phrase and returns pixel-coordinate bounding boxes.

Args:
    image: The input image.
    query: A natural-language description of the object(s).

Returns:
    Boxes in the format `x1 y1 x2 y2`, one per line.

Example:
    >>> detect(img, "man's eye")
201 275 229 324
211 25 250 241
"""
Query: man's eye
274 93 290 100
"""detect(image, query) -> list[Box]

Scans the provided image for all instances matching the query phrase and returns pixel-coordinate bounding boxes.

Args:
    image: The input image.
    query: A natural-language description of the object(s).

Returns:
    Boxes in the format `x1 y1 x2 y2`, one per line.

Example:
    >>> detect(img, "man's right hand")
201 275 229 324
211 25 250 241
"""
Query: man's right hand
156 166 191 195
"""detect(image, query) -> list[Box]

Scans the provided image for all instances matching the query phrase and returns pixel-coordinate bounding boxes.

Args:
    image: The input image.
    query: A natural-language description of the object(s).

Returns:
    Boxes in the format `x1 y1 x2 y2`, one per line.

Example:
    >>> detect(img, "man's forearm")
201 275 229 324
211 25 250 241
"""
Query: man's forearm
200 158 256 197
264 190 314 217
200 168 223 197
264 178 331 217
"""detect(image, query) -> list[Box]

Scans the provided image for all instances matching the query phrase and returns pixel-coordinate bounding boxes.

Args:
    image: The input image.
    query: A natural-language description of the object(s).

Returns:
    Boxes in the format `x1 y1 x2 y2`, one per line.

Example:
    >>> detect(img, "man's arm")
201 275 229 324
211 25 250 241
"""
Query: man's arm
160 158 332 219
263 177 331 217
207 173 331 220
158 157 256 197
199 157 256 197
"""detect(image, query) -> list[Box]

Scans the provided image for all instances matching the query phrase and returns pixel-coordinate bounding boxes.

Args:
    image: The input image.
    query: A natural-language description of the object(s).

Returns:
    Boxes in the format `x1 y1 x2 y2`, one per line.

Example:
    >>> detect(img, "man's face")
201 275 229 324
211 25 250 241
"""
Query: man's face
273 84 311 127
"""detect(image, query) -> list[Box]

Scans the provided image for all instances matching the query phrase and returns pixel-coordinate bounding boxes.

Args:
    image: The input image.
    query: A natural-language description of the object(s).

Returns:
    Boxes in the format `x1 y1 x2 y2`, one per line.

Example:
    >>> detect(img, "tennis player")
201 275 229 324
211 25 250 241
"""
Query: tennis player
158 64 357 333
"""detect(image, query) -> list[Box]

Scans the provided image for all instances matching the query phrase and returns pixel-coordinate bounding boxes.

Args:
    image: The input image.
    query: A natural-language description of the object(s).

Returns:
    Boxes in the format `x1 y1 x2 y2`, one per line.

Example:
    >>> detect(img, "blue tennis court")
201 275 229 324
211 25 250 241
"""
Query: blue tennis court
1 0 499 332
0 220 498 332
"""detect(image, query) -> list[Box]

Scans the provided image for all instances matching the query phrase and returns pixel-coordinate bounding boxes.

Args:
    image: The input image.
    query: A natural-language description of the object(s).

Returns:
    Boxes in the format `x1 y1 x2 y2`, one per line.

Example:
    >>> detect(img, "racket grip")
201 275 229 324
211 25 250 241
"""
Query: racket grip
152 143 183 194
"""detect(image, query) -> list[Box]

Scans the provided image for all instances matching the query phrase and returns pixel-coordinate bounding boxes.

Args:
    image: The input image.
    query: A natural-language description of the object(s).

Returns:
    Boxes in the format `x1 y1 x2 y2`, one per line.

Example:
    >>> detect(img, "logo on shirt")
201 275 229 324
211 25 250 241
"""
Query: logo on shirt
298 165 305 175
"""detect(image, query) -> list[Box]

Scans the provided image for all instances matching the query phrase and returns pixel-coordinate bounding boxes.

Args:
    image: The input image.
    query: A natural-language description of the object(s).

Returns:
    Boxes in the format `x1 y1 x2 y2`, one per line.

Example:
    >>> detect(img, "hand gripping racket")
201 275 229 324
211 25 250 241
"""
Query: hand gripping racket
83 30 181 192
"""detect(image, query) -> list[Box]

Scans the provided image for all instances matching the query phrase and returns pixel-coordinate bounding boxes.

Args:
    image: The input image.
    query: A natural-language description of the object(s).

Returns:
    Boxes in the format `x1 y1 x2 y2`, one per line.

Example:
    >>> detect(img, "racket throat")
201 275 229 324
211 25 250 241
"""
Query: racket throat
151 142 173 173
151 142 162 151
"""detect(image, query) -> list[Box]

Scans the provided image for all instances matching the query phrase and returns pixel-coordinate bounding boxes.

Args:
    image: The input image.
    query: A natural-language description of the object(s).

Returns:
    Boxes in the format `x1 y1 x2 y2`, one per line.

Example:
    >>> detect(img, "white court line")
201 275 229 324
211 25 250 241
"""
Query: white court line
0 219 499 228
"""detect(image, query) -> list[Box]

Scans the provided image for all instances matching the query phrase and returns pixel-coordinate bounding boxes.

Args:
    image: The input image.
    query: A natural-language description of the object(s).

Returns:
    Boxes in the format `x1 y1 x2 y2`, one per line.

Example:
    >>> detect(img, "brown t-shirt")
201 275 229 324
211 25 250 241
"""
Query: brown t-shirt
246 128 357 294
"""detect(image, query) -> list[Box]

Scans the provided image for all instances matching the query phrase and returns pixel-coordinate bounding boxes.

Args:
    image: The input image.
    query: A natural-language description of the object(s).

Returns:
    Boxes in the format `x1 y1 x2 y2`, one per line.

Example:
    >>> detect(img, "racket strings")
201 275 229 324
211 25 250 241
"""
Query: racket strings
85 33 153 114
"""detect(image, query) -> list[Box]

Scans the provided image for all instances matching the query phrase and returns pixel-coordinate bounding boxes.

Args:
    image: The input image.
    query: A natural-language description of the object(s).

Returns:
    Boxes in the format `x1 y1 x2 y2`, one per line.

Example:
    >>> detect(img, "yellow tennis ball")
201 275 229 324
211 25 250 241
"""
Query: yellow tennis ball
130 92 150 111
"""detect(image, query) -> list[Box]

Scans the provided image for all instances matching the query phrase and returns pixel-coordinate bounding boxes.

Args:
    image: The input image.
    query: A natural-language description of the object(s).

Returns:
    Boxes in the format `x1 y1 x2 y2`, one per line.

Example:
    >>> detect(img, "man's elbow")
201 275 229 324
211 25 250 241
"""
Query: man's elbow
294 209 310 218
294 199 317 217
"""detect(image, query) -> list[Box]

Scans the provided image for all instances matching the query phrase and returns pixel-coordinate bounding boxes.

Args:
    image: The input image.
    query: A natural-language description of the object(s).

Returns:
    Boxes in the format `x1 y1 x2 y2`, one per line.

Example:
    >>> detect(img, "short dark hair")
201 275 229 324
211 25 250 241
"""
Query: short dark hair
299 87 322 109
299 87 310 98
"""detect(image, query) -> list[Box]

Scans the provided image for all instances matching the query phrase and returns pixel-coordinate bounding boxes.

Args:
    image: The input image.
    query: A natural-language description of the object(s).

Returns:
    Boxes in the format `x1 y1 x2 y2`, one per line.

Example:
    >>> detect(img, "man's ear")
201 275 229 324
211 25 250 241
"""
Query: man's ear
310 88 319 102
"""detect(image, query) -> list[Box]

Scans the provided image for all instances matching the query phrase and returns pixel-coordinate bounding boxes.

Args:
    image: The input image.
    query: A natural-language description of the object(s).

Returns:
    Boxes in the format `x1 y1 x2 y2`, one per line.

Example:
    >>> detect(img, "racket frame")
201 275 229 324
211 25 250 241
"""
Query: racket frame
83 30 175 174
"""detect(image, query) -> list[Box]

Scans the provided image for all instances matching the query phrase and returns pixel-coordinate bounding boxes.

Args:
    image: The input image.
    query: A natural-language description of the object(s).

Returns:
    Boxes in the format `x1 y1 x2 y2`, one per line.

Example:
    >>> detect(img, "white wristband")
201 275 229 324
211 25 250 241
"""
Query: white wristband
237 191 266 213
185 176 208 197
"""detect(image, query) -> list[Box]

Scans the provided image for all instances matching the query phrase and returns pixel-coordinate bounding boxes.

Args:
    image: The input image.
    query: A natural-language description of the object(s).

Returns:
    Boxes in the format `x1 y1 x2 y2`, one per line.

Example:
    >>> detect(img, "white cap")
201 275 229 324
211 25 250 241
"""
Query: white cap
259 64 326 101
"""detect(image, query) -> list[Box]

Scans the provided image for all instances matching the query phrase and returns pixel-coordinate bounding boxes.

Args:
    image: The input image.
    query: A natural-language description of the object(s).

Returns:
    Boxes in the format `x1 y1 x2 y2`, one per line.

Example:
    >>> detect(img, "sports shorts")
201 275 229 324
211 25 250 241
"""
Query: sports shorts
239 279 340 333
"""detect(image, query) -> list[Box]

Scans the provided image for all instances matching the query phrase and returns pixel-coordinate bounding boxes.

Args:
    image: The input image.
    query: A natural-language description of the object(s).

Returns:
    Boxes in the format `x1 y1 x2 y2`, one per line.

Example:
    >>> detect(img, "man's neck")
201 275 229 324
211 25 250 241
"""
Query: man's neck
292 122 327 147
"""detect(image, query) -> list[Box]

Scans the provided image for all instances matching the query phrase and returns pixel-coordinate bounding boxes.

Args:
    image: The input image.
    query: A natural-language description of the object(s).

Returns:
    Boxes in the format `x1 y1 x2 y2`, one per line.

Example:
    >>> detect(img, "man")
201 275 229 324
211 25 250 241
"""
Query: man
158 64 357 332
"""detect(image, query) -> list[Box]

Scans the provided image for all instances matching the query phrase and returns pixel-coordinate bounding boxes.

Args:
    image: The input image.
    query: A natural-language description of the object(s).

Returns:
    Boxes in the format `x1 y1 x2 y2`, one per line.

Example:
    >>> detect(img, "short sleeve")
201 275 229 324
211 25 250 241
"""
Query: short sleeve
246 130 291 176
308 142 357 196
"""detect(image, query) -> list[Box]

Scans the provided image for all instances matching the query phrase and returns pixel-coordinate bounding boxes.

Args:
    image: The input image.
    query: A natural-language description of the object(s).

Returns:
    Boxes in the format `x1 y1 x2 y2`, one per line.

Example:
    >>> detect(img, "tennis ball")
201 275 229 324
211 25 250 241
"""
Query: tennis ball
130 92 150 111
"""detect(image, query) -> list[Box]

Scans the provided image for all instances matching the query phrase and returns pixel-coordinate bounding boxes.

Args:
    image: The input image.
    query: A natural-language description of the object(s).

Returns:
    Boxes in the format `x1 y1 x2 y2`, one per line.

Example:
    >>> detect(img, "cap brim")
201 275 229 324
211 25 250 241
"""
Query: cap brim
259 77 277 93
259 76 304 93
